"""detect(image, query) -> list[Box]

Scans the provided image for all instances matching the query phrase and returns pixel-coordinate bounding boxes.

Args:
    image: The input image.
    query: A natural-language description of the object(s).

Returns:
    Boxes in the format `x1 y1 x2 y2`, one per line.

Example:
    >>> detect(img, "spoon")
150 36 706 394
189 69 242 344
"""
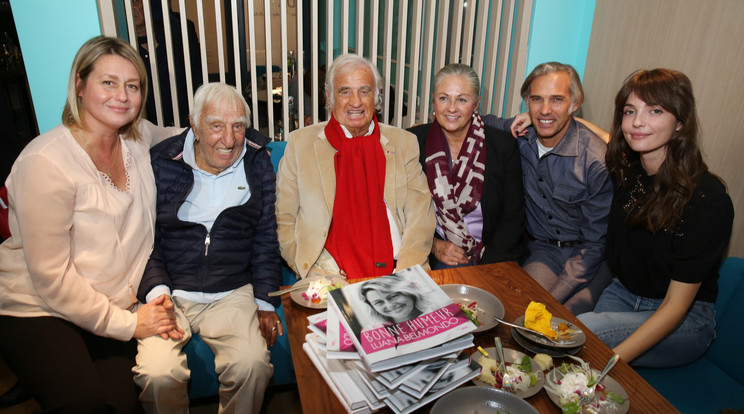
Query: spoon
493 315 561 344
580 353 620 405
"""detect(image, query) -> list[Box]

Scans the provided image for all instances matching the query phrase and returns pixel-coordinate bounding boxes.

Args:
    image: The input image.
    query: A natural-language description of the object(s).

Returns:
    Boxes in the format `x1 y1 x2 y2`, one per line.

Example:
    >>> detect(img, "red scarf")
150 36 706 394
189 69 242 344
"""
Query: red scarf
323 114 394 278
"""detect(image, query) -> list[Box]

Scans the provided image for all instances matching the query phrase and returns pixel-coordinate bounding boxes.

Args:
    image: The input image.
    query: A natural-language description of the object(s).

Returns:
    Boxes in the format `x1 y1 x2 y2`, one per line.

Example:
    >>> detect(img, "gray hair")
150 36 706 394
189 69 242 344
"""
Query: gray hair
433 63 481 98
520 61 584 111
325 53 384 112
190 82 252 129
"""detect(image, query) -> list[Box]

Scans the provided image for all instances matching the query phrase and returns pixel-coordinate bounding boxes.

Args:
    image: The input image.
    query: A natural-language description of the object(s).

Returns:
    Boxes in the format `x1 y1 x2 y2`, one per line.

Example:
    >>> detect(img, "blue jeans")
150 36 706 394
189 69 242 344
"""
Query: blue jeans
577 279 716 368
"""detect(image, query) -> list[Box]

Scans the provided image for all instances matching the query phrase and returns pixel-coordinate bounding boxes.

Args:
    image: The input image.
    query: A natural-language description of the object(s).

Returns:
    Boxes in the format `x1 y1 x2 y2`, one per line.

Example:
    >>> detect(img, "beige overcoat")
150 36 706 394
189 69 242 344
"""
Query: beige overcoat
275 121 435 278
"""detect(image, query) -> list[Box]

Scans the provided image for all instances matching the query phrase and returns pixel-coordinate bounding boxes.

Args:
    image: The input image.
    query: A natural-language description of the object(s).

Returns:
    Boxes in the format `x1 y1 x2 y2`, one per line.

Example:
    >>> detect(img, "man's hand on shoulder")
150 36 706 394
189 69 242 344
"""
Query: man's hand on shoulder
511 112 532 138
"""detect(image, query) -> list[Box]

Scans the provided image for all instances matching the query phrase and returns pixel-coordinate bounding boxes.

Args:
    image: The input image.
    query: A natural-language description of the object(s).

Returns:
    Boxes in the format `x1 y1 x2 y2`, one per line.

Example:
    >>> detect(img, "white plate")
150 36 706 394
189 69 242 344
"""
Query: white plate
431 386 539 414
471 347 545 399
289 275 348 309
441 284 505 333
513 315 586 348
544 365 630 414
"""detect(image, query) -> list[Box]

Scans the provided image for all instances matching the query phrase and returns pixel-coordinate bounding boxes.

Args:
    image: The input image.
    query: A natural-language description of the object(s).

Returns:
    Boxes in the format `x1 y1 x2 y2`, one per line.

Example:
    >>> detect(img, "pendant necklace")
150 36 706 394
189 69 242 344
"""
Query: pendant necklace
105 138 120 178
75 130 120 178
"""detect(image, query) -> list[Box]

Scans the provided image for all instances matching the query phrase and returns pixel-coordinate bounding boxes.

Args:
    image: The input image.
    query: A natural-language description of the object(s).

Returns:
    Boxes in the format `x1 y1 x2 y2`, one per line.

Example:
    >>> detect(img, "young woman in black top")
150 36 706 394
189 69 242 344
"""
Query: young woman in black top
577 69 734 368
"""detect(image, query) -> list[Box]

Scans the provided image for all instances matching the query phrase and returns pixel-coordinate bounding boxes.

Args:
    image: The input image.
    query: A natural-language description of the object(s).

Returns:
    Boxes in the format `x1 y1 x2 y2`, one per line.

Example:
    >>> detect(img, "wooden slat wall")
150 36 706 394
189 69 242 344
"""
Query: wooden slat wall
246 0 259 128
583 0 744 257
103 0 531 138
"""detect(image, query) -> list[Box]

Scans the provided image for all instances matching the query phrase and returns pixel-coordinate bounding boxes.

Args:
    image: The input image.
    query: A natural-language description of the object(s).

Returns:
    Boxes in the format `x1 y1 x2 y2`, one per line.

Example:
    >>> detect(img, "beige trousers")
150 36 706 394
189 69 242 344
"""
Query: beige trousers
133 284 273 414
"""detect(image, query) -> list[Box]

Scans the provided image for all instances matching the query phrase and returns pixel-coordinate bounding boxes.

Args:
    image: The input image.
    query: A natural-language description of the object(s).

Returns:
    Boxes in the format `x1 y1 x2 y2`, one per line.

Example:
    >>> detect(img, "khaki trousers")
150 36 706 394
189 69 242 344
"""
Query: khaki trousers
133 284 273 414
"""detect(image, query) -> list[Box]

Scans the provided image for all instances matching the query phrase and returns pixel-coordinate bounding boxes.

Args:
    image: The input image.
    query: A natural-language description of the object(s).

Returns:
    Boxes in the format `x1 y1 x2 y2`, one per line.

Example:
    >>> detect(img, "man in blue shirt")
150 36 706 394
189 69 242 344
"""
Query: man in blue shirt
483 62 612 314
133 83 281 413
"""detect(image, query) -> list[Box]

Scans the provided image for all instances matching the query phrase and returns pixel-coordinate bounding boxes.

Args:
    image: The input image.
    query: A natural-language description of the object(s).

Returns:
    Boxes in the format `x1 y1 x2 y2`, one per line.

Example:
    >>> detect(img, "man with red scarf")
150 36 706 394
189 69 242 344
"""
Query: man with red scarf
276 54 435 279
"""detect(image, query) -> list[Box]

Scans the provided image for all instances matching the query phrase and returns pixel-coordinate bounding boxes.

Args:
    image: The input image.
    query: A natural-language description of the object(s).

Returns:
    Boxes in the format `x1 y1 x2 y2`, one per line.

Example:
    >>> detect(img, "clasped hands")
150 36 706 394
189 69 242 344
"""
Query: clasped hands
133 295 283 347
134 294 185 340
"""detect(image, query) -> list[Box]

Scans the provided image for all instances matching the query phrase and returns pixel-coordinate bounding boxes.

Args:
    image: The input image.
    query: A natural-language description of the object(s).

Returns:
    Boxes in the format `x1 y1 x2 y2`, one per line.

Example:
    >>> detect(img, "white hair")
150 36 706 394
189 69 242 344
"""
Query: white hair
190 82 252 129
325 53 383 112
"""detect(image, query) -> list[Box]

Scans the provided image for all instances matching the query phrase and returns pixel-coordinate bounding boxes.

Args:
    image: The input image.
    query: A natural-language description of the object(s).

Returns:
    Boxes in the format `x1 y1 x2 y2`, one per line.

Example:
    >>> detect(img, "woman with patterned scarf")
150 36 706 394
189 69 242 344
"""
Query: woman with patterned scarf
408 64 527 269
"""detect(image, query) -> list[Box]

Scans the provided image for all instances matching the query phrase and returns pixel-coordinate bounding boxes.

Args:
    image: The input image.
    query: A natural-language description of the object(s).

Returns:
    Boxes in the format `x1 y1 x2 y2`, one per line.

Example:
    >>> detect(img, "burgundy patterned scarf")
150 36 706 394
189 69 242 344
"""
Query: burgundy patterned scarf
323 114 395 278
425 113 487 264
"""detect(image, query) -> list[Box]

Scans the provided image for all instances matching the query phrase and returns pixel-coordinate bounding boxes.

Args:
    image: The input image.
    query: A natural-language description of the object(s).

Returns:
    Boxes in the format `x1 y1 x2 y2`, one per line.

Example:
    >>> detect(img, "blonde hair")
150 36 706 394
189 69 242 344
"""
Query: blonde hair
62 36 148 141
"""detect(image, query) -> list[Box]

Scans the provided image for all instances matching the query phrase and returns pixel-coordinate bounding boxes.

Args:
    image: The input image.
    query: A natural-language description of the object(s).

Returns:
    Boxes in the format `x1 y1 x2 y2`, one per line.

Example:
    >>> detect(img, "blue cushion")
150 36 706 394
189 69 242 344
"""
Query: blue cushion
184 334 219 399
707 257 744 383
185 290 297 399
715 257 744 319
637 257 744 413
184 262 298 398
637 361 744 414
266 141 287 173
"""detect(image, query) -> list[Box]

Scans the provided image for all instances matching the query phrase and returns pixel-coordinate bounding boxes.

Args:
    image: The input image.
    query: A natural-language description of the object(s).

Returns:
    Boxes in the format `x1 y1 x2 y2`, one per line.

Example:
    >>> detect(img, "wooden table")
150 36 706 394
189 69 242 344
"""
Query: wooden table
282 262 679 413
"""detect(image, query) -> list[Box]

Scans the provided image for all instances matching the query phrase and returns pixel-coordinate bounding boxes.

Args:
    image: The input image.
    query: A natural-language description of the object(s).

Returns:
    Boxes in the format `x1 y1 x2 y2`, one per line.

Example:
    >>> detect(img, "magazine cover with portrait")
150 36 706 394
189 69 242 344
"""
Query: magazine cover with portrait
327 265 476 369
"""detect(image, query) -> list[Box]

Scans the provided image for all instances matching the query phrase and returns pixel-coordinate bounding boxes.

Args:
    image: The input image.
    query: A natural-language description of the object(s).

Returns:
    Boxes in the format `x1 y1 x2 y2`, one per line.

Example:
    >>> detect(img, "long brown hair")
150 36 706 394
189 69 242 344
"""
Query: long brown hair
606 68 707 232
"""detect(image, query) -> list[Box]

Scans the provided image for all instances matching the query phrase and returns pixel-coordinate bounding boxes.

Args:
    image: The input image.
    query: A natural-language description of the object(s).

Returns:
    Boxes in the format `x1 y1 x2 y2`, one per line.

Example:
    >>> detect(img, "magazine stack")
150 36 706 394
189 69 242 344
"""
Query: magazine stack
302 265 481 414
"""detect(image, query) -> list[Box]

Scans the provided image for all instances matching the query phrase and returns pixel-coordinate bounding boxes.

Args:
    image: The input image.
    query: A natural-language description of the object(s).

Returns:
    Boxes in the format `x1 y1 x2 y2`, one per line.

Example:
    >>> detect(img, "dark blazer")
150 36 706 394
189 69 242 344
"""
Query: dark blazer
408 123 527 265
138 128 281 306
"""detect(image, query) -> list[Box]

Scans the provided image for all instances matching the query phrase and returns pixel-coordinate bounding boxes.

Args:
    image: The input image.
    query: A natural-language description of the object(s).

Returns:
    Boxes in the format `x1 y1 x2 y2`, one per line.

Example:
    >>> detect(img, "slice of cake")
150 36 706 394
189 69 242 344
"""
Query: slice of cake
301 277 345 305
524 301 557 340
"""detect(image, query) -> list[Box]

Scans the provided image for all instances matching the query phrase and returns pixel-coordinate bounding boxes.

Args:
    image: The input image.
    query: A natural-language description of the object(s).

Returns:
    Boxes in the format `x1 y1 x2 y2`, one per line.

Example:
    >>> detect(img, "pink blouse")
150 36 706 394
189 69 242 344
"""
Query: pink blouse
0 122 178 341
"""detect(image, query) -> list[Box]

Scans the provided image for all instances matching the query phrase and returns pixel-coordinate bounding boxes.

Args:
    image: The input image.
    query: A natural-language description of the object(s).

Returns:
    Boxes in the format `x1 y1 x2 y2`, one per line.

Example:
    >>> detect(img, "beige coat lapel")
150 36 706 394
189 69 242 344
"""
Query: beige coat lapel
313 128 338 214
380 132 397 217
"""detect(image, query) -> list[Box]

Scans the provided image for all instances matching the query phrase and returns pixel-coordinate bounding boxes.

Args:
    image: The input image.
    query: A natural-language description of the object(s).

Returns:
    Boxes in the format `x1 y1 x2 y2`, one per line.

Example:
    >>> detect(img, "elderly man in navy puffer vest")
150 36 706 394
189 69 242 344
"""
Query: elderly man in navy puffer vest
133 82 282 414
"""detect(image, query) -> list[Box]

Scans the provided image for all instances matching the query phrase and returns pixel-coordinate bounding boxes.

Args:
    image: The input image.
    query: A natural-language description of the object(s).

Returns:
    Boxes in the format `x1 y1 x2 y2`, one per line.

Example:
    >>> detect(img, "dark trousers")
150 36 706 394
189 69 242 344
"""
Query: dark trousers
0 315 142 413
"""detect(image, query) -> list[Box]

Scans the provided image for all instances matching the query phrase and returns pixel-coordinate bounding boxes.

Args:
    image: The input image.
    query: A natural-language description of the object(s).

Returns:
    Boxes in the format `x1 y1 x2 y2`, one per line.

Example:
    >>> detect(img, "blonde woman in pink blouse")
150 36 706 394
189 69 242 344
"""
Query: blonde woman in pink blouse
0 36 181 413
